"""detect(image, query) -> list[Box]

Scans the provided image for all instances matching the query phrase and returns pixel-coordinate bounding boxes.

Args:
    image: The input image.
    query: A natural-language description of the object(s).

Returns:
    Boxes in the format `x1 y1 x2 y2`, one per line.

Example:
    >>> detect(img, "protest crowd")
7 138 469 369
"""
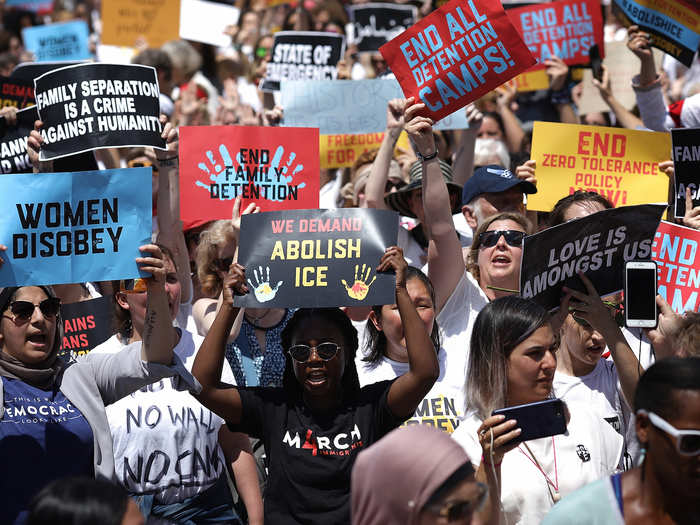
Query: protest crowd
1 0 700 524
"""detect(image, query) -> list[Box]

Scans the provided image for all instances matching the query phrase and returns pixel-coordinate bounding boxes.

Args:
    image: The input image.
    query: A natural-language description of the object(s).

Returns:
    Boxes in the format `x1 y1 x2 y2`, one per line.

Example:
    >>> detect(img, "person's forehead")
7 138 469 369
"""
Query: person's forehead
14 286 48 301
486 219 524 232
292 316 344 342
481 186 523 201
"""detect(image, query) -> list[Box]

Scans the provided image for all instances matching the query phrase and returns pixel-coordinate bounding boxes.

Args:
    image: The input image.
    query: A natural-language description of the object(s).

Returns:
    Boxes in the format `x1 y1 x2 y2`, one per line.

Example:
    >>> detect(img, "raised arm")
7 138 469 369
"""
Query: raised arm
452 103 483 186
593 66 643 129
545 57 579 125
495 83 525 153
192 262 247 424
384 246 439 419
628 25 670 131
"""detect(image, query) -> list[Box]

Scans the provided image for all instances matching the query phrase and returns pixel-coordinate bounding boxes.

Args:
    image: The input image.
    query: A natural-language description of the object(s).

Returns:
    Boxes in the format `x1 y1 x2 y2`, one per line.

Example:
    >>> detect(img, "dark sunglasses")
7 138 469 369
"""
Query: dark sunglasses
120 278 147 294
478 229 525 248
5 298 61 321
288 342 340 363
424 482 488 522
214 257 233 272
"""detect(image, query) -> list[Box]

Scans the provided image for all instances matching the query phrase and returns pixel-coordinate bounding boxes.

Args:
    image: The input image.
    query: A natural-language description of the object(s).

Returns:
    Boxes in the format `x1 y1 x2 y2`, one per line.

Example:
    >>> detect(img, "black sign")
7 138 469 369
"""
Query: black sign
35 63 165 161
0 105 37 174
235 208 399 308
671 128 700 218
520 204 665 310
0 76 35 109
348 3 416 53
11 60 90 82
261 31 345 92
58 296 114 358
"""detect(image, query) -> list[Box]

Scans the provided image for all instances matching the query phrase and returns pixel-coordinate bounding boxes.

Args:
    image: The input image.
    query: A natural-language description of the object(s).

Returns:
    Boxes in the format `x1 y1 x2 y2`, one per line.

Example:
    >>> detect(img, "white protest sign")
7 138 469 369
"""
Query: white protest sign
179 0 240 47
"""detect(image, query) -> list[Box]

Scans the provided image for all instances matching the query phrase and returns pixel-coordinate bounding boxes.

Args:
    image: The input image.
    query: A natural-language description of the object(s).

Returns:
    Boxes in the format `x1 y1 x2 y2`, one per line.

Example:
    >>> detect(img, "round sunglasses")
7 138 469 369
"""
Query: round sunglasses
478 230 526 248
288 342 340 363
4 298 61 322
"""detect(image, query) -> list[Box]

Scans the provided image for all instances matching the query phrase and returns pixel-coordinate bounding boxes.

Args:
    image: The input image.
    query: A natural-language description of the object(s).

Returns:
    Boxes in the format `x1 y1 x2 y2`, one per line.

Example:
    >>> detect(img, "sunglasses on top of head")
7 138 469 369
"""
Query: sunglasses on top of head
478 230 526 248
288 342 340 363
4 298 61 322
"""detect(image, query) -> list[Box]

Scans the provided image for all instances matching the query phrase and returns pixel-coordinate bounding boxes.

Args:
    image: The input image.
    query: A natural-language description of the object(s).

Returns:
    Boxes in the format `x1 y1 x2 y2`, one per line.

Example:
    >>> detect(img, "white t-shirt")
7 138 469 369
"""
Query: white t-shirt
91 331 235 504
452 404 623 525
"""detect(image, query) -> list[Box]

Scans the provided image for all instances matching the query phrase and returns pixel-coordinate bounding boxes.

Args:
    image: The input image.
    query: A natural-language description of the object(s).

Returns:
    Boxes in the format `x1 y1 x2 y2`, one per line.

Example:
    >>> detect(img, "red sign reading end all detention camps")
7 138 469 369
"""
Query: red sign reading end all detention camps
380 0 536 122
179 126 320 226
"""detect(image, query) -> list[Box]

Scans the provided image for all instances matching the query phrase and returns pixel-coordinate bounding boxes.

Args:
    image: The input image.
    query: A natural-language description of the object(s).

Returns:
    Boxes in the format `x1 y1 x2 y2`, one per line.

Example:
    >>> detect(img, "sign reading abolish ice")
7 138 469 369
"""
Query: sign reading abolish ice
671 128 700 219
529 121 670 211
0 168 152 287
235 209 398 308
506 0 603 69
612 0 700 67
179 126 320 225
651 221 700 313
520 204 666 311
0 76 35 109
261 31 345 92
35 63 165 161
380 0 535 122
347 3 417 53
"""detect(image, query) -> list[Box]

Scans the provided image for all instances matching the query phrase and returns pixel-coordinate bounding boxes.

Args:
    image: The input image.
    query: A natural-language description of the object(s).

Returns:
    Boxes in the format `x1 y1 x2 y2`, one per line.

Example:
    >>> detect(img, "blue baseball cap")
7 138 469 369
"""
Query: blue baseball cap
461 165 537 206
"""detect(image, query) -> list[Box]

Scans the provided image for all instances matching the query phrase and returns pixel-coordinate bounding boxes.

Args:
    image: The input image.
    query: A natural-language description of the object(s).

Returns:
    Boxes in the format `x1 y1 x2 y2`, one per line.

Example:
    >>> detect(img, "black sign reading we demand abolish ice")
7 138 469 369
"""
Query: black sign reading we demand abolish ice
35 63 166 160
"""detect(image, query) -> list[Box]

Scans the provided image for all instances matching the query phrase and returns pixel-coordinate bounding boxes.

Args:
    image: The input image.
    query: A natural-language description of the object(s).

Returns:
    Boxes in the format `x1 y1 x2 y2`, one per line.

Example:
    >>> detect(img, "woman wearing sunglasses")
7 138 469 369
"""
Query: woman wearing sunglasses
0 245 197 525
543 357 700 524
192 246 439 524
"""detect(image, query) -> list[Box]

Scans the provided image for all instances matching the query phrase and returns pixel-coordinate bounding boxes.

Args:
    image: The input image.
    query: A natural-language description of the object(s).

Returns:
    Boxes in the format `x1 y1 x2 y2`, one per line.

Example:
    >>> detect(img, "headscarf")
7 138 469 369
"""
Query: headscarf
0 286 64 390
351 425 473 525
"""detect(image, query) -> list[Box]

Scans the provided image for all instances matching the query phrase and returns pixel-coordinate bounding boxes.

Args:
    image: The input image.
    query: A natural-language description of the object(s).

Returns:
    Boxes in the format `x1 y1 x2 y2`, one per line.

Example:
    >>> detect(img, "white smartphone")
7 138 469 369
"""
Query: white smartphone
624 261 658 328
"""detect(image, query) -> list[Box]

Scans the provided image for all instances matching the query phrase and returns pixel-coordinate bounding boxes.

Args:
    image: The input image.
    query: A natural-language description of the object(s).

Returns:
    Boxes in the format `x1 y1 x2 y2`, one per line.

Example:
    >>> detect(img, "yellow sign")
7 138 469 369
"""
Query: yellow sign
320 131 410 169
101 0 181 48
529 122 670 211
508 67 583 92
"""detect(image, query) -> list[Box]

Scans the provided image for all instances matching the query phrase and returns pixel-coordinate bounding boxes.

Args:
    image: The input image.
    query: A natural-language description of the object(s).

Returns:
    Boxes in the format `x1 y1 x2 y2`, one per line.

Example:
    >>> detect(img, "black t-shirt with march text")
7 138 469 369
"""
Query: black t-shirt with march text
228 380 401 524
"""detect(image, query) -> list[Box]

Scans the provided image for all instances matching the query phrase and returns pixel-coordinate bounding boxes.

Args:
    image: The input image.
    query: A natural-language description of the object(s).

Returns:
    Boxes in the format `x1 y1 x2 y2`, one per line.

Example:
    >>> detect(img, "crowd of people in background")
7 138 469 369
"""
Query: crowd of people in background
0 0 699 524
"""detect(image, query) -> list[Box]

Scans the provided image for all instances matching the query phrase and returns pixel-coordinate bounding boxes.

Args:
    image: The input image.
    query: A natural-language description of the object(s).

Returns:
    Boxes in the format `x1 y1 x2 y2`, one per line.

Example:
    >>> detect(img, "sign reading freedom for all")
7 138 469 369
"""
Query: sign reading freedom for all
235 208 398 308
529 121 670 211
35 63 165 161
671 127 700 218
506 0 603 69
58 296 114 358
261 31 345 92
612 0 700 67
652 221 700 313
380 0 535 122
179 126 320 225
520 204 666 311
0 106 37 174
0 168 152 287
347 3 417 53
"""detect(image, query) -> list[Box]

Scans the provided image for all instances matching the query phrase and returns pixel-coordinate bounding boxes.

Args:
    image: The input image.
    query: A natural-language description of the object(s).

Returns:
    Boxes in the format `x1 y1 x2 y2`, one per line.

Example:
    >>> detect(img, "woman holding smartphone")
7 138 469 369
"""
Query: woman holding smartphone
452 296 623 525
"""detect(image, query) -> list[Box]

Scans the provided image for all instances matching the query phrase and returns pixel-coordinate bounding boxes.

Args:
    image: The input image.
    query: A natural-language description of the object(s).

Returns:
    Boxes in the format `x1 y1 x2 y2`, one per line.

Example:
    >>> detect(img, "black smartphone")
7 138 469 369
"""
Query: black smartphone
624 261 658 329
492 398 567 444
589 44 603 82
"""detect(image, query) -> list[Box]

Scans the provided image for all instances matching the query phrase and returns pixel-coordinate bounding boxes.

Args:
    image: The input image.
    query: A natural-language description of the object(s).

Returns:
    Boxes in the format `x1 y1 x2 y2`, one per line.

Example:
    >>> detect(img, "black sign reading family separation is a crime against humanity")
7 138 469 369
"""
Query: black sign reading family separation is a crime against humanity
261 31 345 92
57 296 113 359
235 208 398 308
34 63 166 161
347 3 417 53
671 128 700 219
520 204 665 311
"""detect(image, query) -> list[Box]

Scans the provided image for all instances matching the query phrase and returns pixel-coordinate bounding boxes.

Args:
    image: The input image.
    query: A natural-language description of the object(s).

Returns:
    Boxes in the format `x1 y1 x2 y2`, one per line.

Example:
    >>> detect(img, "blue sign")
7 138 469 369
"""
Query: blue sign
22 21 92 63
281 78 469 134
5 0 53 12
0 168 152 287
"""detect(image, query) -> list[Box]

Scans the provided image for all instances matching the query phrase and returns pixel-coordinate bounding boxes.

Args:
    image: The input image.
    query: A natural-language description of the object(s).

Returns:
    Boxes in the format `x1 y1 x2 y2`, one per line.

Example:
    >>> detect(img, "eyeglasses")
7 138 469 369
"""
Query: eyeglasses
423 482 488 522
478 230 526 248
638 410 700 456
120 278 147 294
4 298 61 322
288 342 340 363
214 257 233 272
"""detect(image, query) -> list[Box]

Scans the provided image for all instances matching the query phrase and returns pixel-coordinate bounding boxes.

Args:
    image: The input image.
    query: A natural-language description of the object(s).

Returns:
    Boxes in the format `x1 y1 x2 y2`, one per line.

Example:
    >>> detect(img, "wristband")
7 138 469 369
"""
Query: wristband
416 148 438 162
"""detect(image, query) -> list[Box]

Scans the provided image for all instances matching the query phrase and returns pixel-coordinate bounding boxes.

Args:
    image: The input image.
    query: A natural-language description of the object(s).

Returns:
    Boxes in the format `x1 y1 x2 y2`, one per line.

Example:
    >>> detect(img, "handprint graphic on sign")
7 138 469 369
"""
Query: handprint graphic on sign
249 266 283 303
341 264 376 301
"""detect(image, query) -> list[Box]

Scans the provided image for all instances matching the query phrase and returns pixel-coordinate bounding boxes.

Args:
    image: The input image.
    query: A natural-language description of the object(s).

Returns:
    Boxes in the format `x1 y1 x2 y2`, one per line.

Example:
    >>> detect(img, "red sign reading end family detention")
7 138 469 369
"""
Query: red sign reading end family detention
380 0 536 122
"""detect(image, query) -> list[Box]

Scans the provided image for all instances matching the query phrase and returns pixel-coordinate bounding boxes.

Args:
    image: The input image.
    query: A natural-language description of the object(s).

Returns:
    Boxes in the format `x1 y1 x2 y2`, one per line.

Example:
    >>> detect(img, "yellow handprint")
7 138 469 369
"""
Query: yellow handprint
341 264 376 301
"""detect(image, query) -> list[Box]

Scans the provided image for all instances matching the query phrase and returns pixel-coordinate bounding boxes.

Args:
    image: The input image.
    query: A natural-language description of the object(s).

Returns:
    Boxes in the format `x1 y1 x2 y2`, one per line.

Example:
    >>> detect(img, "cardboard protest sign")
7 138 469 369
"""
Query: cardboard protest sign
5 0 53 13
235 208 398 308
22 21 92 62
281 78 469 134
347 4 417 53
0 76 35 109
179 125 320 225
261 31 345 92
0 167 152 287
320 131 411 169
612 0 700 67
651 221 700 313
520 204 666 310
506 0 603 69
101 0 181 48
671 128 700 219
528 122 670 211
0 106 37 174
179 0 240 47
57 296 114 358
34 63 165 161
379 0 536 122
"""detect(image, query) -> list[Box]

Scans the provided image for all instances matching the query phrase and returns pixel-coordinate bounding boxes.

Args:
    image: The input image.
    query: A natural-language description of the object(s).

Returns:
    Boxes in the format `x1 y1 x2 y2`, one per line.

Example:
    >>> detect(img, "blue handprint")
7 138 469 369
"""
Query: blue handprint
195 144 240 200
248 266 283 303
267 145 306 202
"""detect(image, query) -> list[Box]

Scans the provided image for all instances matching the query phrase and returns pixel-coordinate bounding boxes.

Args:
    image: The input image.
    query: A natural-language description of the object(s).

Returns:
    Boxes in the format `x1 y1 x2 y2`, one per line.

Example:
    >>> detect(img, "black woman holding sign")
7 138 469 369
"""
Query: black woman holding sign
192 246 439 524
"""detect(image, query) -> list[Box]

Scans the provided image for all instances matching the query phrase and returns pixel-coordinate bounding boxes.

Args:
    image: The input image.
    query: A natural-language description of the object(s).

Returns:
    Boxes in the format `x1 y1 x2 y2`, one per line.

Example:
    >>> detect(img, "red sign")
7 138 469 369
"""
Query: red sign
506 0 604 70
379 0 535 122
651 221 700 314
179 126 320 225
